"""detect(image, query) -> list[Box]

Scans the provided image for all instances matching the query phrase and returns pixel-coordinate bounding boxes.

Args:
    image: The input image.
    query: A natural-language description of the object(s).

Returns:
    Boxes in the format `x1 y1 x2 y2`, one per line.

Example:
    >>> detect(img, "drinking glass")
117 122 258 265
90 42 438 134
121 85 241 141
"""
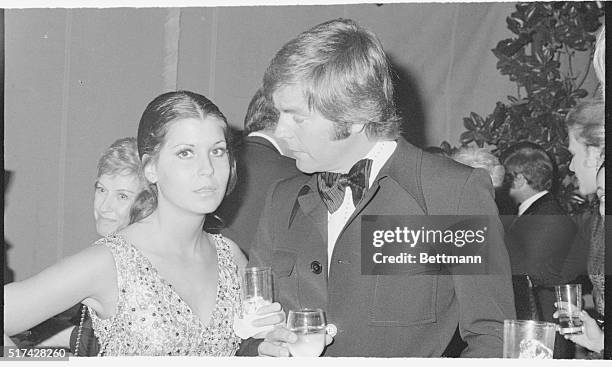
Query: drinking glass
286 308 327 357
554 284 583 335
503 320 555 359
241 266 273 317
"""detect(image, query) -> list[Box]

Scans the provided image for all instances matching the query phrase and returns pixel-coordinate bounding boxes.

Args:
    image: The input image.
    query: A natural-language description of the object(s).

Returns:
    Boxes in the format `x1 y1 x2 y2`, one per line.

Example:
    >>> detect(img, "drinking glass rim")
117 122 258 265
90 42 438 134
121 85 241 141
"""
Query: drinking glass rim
244 266 272 273
288 308 325 315
553 283 581 289
504 319 557 328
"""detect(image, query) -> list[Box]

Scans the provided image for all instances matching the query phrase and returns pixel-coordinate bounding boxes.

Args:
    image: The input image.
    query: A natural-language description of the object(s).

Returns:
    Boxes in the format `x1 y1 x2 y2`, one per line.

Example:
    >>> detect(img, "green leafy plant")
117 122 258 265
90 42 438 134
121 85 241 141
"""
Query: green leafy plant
445 2 604 213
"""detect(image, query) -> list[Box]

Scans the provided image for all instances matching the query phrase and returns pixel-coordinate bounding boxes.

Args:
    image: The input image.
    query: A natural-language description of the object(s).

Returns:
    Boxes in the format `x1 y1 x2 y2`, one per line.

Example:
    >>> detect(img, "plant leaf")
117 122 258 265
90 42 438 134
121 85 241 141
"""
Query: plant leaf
463 117 477 130
470 112 486 127
460 131 474 145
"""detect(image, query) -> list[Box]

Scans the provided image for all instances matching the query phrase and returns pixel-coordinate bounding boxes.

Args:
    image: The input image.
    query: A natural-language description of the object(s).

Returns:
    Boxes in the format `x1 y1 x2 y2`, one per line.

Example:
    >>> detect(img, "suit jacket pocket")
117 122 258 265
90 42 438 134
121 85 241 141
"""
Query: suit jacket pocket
271 249 296 277
271 249 299 307
369 264 439 327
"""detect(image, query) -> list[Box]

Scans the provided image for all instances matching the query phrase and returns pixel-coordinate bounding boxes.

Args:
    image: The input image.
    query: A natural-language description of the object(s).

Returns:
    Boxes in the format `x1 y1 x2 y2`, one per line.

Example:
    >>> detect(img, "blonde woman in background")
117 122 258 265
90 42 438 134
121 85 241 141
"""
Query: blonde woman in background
554 99 605 357
451 146 505 189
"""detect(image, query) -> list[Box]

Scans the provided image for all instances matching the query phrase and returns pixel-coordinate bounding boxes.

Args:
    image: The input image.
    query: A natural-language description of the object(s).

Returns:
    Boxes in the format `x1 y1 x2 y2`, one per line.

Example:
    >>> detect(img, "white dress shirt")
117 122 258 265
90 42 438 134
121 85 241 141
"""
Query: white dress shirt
517 190 548 216
327 140 397 270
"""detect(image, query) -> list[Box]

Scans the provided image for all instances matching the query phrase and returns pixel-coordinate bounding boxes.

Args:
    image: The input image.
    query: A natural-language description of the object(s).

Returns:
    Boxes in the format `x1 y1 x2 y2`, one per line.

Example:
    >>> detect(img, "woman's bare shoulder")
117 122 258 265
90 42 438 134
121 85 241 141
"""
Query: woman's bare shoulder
3 238 119 334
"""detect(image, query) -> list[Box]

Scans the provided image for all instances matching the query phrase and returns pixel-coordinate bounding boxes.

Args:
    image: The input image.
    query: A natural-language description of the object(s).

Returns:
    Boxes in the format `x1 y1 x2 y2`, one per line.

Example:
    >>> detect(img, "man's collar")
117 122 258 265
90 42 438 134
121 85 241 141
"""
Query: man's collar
247 131 283 154
293 137 428 221
518 190 549 216
375 138 428 213
363 140 396 188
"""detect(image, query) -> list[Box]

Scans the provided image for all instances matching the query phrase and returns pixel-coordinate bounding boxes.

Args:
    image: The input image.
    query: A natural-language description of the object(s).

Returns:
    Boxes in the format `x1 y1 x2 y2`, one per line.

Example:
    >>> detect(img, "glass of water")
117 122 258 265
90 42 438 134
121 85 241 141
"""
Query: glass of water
502 320 556 359
241 266 273 317
554 284 583 335
286 308 327 357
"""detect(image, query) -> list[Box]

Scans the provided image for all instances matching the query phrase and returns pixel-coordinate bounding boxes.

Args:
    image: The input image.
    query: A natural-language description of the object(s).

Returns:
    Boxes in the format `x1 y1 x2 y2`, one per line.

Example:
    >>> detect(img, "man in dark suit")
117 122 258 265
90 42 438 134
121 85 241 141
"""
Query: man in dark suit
217 88 303 253
241 18 515 357
502 141 578 358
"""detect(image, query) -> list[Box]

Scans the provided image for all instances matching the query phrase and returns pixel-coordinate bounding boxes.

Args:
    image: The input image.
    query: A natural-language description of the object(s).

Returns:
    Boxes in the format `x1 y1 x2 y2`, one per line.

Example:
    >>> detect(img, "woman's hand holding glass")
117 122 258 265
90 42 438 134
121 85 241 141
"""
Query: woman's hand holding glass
553 308 604 354
233 267 285 339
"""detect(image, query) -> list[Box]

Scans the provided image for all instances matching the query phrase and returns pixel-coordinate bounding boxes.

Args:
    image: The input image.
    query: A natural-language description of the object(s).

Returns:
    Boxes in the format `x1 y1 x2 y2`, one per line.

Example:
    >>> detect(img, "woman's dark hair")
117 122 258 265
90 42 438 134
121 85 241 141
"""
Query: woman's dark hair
130 91 237 222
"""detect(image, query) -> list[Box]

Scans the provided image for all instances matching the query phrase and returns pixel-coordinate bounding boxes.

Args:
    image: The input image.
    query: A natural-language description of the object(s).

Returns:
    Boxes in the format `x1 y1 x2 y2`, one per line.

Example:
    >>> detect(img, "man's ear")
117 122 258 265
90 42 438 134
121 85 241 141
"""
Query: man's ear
585 146 603 168
513 173 526 189
142 154 158 184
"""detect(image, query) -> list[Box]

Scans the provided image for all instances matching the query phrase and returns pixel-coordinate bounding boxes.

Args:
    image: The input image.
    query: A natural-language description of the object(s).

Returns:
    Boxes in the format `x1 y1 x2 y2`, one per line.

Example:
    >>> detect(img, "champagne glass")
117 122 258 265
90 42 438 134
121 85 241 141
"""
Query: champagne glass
241 266 273 317
286 308 327 357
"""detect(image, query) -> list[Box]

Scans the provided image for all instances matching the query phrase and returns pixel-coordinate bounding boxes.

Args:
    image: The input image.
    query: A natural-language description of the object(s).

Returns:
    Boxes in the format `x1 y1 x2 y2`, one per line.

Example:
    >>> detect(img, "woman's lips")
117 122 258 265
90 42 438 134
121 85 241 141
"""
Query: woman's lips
96 215 117 222
194 186 217 194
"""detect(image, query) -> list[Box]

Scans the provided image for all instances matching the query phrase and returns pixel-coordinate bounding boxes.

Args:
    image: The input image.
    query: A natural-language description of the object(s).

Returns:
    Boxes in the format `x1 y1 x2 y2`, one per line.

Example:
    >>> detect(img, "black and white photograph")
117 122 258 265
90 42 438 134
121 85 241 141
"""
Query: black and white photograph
2 0 608 362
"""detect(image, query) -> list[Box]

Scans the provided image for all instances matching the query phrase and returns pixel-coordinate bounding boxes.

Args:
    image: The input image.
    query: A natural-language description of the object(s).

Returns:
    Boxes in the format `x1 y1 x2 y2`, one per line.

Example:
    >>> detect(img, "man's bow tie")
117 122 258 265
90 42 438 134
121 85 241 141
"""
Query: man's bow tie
316 159 373 214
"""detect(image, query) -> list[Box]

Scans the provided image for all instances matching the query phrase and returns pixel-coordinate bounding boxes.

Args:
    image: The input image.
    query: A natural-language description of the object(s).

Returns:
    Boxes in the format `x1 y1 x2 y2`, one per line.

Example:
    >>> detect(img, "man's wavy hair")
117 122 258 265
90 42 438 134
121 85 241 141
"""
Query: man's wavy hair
263 18 401 140
244 88 279 134
502 142 555 192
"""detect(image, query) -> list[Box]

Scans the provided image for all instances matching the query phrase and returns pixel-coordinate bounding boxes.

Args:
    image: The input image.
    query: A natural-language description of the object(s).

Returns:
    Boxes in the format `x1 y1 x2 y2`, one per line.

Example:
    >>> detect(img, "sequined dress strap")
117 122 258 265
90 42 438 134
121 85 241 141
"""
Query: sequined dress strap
87 235 132 355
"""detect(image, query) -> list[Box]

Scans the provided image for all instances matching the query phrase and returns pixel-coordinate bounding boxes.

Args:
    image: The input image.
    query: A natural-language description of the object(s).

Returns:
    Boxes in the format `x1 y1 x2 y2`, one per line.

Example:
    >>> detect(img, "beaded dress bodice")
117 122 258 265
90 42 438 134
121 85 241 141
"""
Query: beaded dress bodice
88 233 241 356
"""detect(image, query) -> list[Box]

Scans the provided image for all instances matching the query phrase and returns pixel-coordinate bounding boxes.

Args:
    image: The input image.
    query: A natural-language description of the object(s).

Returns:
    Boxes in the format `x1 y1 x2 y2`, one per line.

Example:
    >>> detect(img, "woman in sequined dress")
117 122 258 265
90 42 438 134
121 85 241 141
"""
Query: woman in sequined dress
4 91 284 356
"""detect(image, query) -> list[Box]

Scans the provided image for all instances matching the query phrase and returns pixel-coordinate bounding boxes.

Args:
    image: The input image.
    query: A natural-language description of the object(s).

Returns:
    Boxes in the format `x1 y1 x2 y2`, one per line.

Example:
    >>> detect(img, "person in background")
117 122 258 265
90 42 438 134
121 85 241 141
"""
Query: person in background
593 25 604 98
451 146 514 216
22 137 146 355
4 91 284 356
451 146 505 190
217 88 304 254
501 141 578 358
92 138 146 236
555 99 605 358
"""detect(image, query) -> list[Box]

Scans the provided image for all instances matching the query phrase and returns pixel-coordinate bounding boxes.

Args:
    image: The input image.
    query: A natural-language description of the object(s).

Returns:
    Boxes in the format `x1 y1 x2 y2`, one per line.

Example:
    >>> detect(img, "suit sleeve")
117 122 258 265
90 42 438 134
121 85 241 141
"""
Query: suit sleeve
453 168 516 358
560 212 592 281
235 181 280 356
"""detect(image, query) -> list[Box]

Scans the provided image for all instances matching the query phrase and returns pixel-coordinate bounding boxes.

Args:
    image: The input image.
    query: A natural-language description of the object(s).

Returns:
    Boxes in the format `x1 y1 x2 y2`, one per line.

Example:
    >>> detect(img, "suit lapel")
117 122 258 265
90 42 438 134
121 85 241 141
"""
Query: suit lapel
336 139 427 240
289 176 329 306
294 182 328 243
327 139 428 275
288 139 428 273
